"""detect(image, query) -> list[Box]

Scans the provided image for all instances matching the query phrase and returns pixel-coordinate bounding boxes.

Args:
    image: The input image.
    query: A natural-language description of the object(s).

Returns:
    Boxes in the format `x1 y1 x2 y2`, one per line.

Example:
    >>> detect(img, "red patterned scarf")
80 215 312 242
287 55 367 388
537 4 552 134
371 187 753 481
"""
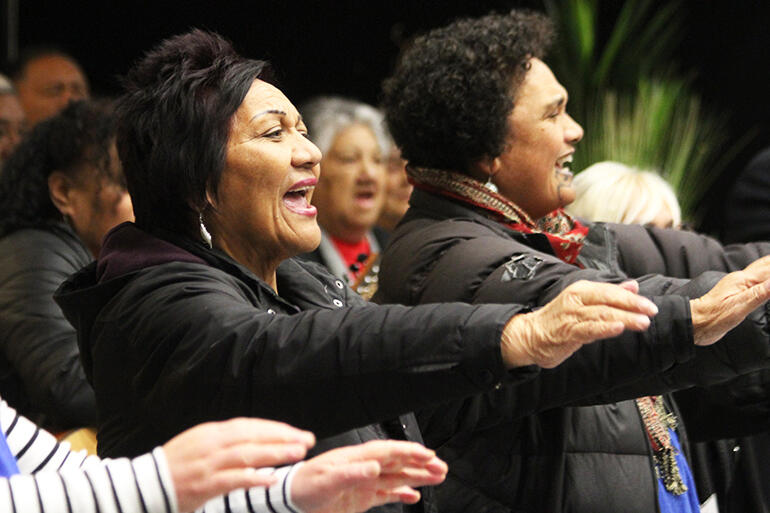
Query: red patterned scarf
407 165 588 264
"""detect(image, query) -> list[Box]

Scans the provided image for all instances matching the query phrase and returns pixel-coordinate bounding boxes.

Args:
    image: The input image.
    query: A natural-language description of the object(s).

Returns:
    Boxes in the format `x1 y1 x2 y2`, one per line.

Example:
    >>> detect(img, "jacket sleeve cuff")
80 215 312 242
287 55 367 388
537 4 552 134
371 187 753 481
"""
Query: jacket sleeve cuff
648 294 695 368
455 304 539 388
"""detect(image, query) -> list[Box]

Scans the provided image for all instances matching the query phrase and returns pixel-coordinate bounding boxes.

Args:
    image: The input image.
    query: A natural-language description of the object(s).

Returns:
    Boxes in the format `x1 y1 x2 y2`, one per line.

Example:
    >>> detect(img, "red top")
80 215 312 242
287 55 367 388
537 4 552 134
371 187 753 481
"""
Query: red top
330 235 371 280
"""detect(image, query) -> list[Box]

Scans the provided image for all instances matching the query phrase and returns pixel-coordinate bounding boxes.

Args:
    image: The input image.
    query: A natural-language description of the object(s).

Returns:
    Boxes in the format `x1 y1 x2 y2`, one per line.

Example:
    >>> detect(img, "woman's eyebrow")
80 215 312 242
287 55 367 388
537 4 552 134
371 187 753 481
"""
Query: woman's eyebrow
249 109 287 123
543 96 565 113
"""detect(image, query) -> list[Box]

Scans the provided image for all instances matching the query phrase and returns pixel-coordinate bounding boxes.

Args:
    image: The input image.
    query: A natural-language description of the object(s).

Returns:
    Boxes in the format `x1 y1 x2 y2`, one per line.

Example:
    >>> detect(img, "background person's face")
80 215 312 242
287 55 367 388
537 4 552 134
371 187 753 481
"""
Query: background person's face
490 58 583 220
312 123 386 242
209 80 322 270
63 146 134 257
15 55 89 126
0 93 27 164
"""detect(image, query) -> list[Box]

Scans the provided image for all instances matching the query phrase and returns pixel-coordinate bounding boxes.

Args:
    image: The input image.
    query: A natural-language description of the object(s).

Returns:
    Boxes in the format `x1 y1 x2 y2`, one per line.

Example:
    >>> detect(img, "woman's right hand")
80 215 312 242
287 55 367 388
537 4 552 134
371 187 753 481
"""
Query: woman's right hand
500 279 658 368
690 255 770 346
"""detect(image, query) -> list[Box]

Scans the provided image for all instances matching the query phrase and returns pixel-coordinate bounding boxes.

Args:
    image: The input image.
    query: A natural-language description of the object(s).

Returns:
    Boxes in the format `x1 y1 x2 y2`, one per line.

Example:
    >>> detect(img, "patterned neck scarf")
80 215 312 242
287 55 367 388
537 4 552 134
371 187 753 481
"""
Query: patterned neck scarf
407 166 588 264
408 164 687 495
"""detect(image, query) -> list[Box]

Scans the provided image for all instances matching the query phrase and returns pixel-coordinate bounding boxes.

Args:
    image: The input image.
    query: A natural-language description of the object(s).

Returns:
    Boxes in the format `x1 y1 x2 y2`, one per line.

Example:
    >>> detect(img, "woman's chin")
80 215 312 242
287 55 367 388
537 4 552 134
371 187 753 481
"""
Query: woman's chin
557 188 576 210
296 226 322 254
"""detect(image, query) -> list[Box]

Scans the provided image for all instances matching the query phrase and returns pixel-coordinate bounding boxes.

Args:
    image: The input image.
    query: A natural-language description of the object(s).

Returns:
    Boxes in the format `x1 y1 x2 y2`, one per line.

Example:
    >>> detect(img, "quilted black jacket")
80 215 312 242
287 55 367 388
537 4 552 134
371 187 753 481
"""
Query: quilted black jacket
0 222 96 431
375 189 770 513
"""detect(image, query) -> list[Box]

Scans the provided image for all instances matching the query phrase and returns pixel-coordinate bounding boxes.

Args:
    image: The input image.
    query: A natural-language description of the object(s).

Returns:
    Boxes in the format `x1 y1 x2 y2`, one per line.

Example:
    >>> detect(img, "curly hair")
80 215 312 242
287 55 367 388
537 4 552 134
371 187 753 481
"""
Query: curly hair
382 9 554 172
116 29 272 235
0 99 117 236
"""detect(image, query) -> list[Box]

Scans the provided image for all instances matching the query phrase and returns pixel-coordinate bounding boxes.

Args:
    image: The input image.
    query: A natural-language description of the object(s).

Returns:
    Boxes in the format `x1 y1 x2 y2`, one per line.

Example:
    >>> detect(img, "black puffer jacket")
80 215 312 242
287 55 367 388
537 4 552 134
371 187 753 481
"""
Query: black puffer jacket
375 189 770 513
0 222 96 431
55 222 543 513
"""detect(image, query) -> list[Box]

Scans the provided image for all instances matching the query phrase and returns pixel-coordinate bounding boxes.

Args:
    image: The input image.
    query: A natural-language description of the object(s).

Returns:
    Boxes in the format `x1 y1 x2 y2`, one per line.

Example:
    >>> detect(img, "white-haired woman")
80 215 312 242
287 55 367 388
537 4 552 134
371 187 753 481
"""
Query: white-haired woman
299 97 390 283
567 161 681 228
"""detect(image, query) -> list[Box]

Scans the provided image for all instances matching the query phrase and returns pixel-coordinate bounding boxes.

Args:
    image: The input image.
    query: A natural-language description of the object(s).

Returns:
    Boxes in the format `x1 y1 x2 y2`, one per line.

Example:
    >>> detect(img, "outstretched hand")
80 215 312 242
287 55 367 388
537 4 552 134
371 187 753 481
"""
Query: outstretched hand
690 255 770 346
292 440 447 513
163 417 315 512
501 279 658 368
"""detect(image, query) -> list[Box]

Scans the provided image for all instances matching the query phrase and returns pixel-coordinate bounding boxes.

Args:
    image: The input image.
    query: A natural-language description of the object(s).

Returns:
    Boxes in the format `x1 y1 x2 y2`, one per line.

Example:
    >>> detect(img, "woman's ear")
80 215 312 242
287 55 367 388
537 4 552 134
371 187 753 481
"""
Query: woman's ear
472 156 503 181
48 171 77 218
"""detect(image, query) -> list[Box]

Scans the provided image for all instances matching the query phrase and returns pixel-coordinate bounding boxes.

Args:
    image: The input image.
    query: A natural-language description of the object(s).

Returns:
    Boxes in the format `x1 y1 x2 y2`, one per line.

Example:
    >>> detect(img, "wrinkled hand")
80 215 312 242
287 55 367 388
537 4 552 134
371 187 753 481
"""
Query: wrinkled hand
292 440 447 513
501 280 658 368
690 255 770 346
163 417 315 512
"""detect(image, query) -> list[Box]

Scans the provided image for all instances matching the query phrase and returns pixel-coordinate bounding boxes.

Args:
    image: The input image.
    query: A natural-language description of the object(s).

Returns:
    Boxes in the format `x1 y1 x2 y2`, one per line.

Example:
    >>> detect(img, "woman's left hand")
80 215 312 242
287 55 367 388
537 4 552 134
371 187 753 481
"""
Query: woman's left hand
291 440 448 513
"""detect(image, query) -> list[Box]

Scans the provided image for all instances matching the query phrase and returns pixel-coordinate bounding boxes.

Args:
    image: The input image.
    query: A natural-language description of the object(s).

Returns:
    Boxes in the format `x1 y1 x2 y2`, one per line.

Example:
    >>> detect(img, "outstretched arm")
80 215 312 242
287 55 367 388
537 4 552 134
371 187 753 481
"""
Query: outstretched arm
3 398 447 513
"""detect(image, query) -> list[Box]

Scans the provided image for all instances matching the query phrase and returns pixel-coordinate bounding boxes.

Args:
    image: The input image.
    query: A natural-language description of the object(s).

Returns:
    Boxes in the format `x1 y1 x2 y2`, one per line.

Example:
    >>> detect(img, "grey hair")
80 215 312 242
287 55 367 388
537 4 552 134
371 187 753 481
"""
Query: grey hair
567 161 682 227
0 74 15 95
300 96 391 157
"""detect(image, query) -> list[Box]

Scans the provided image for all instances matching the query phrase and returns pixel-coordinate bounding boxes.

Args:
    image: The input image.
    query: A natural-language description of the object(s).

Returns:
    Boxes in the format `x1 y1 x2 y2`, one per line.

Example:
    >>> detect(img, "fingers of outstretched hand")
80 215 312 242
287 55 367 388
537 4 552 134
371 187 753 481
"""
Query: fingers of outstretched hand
692 273 770 346
321 440 437 467
372 486 422 507
562 281 657 317
573 305 652 333
210 417 315 449
618 279 640 294
735 278 770 310
366 461 448 489
208 441 309 471
742 255 770 283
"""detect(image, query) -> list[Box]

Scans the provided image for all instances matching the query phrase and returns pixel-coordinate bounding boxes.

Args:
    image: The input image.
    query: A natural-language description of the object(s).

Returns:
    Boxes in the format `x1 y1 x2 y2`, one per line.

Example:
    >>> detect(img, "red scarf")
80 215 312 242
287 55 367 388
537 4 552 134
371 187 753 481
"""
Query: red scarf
407 166 588 263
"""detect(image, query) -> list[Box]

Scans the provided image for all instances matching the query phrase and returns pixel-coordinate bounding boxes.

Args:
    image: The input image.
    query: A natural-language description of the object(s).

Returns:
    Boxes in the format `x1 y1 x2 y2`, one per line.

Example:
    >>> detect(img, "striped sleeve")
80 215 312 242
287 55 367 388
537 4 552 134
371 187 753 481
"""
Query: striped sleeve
0 398 177 513
195 463 305 513
1 399 306 513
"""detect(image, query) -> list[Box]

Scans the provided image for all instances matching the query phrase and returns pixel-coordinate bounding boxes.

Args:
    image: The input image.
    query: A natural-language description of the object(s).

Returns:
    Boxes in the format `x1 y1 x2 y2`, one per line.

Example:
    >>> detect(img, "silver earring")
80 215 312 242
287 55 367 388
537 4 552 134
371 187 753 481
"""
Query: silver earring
199 212 212 248
484 174 499 194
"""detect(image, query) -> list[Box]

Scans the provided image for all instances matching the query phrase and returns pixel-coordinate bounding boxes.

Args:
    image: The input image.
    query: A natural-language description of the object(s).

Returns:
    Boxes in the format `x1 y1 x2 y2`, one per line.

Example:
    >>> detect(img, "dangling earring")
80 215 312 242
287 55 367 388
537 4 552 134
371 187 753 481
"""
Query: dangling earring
484 174 499 194
199 211 212 248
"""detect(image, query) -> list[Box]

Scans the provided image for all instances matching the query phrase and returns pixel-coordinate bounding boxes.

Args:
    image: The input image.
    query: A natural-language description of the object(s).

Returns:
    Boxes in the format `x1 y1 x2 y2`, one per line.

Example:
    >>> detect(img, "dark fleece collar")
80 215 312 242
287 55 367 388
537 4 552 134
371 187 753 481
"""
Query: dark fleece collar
96 222 206 283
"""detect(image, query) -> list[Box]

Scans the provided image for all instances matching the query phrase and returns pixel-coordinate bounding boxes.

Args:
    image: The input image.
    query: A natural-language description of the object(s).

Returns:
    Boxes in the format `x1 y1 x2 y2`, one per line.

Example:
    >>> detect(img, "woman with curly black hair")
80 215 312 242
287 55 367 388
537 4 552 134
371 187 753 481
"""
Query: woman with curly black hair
0 100 133 431
377 9 770 513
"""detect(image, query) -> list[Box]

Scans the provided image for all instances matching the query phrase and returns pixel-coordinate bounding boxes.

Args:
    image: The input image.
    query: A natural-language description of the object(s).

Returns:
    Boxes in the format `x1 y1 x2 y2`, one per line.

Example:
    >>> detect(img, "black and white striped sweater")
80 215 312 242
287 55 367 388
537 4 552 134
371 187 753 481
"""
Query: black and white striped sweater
0 399 301 513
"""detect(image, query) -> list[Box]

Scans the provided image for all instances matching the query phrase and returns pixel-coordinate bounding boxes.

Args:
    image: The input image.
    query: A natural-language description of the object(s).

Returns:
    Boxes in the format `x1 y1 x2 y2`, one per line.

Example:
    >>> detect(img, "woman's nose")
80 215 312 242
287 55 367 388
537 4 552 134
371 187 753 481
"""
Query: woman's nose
293 133 322 168
565 114 584 144
360 158 385 180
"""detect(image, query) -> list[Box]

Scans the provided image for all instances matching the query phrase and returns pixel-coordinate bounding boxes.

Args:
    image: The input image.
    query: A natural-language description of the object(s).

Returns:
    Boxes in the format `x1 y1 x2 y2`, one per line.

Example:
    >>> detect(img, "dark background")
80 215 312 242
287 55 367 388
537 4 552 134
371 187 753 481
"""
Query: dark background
5 0 770 234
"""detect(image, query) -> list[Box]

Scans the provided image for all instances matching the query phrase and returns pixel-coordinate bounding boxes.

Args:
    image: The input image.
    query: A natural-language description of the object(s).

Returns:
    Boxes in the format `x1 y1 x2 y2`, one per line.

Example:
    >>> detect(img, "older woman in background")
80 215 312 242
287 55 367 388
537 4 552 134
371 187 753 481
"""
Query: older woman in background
377 9 770 513
52 30 665 513
299 97 389 283
0 100 133 431
567 161 681 228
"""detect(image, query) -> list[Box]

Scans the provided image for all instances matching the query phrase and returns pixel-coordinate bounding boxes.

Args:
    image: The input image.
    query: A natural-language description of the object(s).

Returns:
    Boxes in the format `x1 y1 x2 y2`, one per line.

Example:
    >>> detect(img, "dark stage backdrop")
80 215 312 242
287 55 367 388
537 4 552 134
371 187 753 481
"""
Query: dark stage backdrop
7 0 770 234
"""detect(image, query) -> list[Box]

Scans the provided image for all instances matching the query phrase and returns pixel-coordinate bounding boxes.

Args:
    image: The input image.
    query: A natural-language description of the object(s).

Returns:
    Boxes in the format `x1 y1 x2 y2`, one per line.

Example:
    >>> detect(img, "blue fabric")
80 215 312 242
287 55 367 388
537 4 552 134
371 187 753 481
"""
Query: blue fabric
656 429 699 513
0 429 18 477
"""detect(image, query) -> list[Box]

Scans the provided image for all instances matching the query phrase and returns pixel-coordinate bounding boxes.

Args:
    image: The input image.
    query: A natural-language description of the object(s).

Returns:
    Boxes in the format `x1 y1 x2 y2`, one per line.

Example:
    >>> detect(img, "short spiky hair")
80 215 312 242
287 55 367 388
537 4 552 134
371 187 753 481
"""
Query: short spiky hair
116 29 272 234
382 9 554 172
